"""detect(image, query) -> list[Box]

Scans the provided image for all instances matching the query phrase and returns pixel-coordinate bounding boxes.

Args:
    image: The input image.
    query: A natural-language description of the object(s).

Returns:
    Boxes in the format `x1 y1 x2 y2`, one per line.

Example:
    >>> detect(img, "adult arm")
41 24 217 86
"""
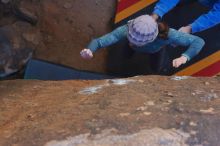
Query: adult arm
153 0 180 18
191 1 220 33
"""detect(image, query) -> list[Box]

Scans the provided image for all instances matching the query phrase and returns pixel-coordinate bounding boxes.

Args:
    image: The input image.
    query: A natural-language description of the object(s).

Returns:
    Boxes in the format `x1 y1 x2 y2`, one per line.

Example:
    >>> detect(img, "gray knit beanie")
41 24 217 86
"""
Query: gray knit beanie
127 15 159 47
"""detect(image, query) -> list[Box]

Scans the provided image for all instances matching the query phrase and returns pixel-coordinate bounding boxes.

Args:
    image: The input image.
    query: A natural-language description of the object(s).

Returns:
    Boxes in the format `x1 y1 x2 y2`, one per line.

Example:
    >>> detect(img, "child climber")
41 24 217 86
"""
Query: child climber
80 15 205 68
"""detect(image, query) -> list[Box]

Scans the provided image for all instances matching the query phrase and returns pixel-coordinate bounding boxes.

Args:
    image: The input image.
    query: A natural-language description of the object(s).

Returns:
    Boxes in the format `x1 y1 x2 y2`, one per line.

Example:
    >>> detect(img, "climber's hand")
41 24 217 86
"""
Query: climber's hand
151 13 159 21
172 56 188 68
80 49 93 59
178 25 192 34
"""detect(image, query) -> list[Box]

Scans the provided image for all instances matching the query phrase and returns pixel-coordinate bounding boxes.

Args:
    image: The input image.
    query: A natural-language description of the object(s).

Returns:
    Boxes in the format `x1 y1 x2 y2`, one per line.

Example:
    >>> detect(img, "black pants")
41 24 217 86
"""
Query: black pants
122 41 172 75
149 47 173 75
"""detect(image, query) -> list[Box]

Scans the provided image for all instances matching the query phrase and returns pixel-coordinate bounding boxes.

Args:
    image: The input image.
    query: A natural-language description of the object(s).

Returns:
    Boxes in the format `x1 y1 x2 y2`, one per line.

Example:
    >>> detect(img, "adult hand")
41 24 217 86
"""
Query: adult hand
151 13 159 21
178 25 192 33
172 56 188 68
80 49 93 59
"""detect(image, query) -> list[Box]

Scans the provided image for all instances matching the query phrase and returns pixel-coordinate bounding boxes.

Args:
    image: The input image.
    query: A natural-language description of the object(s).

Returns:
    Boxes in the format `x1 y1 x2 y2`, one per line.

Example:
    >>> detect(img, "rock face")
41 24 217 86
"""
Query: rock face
0 0 41 78
34 0 115 73
0 0 115 78
0 21 40 77
45 128 190 146
0 76 220 146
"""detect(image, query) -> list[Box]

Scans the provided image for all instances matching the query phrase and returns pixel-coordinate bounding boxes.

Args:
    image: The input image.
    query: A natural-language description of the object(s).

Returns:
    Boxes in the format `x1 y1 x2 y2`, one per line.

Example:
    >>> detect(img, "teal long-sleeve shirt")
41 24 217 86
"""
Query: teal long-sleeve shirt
87 25 205 61
153 0 220 33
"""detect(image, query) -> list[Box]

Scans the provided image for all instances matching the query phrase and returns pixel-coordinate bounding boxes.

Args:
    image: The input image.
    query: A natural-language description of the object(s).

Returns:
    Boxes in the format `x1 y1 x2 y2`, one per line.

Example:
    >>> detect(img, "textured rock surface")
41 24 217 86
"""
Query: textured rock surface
0 76 220 146
45 128 190 146
33 0 115 73
0 21 39 77
0 0 115 76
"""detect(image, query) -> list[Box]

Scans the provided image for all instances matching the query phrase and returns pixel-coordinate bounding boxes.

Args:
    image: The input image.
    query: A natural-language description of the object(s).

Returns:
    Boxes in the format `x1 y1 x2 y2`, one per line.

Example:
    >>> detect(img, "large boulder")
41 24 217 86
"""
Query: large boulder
0 21 40 78
0 76 219 145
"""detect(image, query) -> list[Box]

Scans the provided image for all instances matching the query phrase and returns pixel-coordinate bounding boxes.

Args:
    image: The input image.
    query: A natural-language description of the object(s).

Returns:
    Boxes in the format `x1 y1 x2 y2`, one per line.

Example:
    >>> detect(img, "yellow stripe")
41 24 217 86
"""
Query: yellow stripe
175 50 220 76
115 0 157 23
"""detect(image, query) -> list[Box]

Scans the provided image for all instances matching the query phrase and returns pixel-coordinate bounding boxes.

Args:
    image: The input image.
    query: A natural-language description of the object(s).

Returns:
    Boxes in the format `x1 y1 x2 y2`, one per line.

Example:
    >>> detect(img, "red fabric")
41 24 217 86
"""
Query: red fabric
117 0 140 13
193 61 220 77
